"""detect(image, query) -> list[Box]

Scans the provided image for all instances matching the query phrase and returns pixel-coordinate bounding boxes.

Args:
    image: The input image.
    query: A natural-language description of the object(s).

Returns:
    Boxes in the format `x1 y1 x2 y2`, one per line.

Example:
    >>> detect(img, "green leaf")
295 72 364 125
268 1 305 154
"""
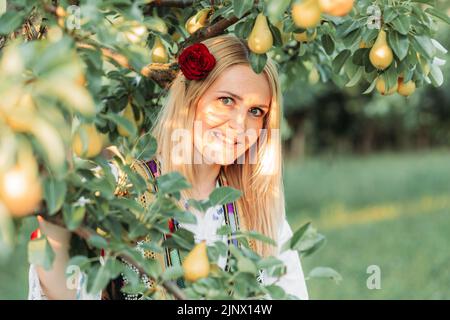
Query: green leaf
67 255 90 270
43 178 67 215
162 229 195 251
121 165 148 194
412 35 436 59
362 79 377 94
87 264 111 294
240 230 276 246
283 222 310 252
298 232 326 257
30 119 66 175
234 18 254 39
342 29 361 48
307 266 343 284
321 34 335 55
28 236 55 271
429 64 444 87
87 234 108 249
388 31 409 61
209 186 242 206
232 0 254 19
104 258 123 279
383 6 398 23
237 256 258 275
391 15 410 35
157 172 191 194
134 133 157 160
264 285 286 299
0 11 24 34
38 82 95 118
265 0 290 23
0 0 6 16
162 265 184 281
249 52 267 74
383 64 398 91
256 256 284 269
345 67 363 87
102 113 137 138
332 50 351 74
63 204 86 231
268 21 283 47
335 19 361 38
0 203 14 259
351 48 368 66
425 7 450 25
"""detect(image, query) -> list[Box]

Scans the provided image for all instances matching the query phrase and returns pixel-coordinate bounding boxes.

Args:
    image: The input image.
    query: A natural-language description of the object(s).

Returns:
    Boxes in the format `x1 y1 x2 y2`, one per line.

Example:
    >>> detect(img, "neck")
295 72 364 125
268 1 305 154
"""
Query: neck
191 150 221 200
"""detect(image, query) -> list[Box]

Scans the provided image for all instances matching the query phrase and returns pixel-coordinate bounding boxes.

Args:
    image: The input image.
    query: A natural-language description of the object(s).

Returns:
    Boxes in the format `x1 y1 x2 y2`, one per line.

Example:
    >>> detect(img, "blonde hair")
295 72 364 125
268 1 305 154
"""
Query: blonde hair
150 34 285 257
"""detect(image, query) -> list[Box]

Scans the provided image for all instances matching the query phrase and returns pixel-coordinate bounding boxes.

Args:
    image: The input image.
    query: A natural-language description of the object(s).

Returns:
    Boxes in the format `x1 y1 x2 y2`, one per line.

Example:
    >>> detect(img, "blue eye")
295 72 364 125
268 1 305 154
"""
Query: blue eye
219 97 234 106
249 107 264 117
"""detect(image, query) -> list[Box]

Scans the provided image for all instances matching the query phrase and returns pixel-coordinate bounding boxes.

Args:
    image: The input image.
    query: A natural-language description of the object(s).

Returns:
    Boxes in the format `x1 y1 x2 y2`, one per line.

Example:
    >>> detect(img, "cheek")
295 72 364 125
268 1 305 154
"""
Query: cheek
195 100 227 129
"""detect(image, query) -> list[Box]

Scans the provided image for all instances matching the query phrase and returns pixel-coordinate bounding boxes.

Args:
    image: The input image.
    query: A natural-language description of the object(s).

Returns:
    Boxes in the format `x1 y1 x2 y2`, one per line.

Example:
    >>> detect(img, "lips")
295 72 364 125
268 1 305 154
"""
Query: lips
212 131 239 145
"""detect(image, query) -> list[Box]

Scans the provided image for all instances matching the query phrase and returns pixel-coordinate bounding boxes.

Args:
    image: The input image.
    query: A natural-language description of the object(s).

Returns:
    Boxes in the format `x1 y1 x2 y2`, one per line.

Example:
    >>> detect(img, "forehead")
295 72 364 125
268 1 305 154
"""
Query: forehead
206 64 272 106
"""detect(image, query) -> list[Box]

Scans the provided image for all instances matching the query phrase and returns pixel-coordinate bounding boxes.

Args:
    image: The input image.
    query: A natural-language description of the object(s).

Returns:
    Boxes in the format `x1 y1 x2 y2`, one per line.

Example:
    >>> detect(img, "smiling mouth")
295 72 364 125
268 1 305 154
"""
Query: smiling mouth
212 131 240 145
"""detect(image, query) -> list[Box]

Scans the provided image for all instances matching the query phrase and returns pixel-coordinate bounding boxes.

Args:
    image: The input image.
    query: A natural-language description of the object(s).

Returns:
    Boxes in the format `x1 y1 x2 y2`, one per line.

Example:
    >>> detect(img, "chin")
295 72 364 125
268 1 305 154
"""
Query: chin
204 148 248 165
203 154 238 166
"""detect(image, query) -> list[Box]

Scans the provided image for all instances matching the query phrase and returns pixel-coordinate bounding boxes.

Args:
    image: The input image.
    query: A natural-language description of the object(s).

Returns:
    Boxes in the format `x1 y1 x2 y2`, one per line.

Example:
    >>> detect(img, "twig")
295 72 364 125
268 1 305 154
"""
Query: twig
179 15 243 51
40 213 187 300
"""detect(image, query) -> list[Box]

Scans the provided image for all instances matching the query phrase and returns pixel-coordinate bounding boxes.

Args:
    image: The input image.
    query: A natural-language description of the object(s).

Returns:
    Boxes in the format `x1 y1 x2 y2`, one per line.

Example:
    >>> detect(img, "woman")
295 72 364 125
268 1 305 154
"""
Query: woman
28 34 309 300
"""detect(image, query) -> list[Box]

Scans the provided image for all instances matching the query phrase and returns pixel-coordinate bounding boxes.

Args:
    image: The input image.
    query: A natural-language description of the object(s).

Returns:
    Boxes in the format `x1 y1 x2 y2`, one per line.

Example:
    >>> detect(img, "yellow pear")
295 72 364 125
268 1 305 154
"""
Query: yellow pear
359 40 371 48
292 0 322 29
308 67 320 84
294 29 317 42
4 93 36 132
417 53 430 76
247 14 273 54
318 0 354 16
151 37 168 63
369 29 394 70
72 124 104 158
375 76 398 95
182 241 210 282
0 159 42 217
117 102 141 137
185 8 210 35
397 78 416 97
171 31 182 42
124 22 148 44
146 16 168 35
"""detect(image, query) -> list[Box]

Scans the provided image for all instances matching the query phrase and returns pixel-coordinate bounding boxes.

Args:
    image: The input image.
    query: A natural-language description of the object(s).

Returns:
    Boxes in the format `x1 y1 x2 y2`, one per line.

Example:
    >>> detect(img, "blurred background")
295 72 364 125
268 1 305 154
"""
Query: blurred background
0 6 449 301
282 24 450 299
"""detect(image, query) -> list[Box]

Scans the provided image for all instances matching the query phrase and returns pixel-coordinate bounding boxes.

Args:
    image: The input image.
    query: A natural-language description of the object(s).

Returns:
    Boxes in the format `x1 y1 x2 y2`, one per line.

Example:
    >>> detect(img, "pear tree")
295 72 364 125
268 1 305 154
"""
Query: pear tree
0 0 448 299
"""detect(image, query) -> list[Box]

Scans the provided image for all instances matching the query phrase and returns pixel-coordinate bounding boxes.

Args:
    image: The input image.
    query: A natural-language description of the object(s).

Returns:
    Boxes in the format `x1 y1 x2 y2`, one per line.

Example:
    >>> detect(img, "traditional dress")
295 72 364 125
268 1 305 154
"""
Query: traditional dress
28 158 309 300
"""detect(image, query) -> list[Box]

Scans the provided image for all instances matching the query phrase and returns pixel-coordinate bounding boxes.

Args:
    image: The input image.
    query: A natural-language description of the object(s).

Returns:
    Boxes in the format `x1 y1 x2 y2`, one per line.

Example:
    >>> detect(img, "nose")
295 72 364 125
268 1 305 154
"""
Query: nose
227 106 246 134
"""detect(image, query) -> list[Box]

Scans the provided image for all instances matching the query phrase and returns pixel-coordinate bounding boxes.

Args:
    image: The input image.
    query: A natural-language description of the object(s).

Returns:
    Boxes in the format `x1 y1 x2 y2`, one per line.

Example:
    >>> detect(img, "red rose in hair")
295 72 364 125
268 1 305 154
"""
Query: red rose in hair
178 43 216 80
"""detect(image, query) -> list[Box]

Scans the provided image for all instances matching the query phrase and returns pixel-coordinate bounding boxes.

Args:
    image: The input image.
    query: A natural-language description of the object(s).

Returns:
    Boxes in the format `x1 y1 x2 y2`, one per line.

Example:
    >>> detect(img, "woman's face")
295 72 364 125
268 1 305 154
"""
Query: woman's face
194 64 272 165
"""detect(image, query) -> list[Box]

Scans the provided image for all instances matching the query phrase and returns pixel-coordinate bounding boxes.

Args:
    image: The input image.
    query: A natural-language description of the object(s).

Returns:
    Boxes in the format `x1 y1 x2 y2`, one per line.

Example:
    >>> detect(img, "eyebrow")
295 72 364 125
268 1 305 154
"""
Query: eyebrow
217 90 270 109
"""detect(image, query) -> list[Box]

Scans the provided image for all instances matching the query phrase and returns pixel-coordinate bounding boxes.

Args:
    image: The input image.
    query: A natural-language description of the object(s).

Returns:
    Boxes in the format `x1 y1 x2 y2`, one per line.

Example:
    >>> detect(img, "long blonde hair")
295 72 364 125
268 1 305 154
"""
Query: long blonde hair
150 34 285 257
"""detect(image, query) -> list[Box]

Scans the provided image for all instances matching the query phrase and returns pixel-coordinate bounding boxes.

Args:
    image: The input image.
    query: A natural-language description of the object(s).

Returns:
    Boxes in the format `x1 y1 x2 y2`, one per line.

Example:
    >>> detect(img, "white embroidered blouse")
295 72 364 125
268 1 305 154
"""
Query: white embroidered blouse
28 163 309 300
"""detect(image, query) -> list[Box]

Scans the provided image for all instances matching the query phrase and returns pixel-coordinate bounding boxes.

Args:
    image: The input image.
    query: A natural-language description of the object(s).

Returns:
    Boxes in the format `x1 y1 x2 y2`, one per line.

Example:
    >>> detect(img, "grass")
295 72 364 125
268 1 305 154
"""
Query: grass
284 149 450 299
1 149 449 299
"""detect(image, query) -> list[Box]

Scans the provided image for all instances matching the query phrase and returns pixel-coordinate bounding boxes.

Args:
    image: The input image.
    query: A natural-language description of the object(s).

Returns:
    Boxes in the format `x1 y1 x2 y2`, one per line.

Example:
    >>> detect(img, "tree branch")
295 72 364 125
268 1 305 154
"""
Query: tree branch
76 42 177 89
179 15 242 51
40 213 187 300
45 2 250 87
148 0 195 8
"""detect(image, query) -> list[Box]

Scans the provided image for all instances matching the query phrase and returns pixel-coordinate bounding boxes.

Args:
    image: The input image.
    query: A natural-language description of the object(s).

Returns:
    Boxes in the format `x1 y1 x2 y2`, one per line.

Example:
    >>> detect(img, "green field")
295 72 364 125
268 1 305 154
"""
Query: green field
1 150 449 299
284 150 450 299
